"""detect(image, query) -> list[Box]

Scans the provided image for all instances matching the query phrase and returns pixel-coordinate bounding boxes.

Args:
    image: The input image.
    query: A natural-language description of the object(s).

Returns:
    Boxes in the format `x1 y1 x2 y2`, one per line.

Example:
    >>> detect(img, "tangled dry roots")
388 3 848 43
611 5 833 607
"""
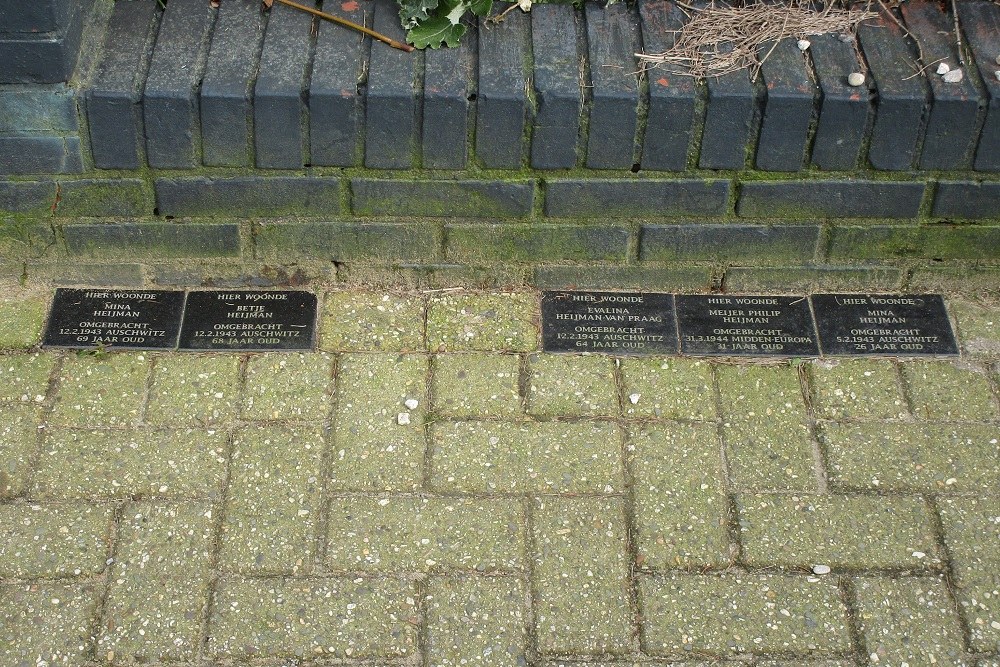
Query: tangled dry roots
635 1 878 80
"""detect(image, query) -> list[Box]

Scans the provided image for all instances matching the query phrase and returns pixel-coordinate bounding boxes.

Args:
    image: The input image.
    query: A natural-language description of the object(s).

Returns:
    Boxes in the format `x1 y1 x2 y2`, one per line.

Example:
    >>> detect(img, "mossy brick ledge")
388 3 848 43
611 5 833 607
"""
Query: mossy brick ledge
1 0 1000 290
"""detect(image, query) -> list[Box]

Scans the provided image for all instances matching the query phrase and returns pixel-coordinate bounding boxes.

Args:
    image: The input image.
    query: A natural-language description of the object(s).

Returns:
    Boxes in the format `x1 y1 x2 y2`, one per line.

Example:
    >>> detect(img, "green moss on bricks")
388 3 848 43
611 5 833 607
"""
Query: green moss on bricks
54 178 154 217
0 295 46 348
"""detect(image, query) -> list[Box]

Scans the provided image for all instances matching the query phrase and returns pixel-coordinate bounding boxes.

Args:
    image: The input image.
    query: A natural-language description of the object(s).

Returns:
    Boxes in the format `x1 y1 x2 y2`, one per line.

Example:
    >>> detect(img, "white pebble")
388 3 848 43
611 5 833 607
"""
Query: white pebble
812 564 832 575
991 620 1000 630
797 39 811 51
936 62 951 75
943 69 964 83
848 72 866 87
397 412 411 425
912 551 926 559
629 393 641 405
994 70 1000 83
995 54 1000 65
404 398 419 410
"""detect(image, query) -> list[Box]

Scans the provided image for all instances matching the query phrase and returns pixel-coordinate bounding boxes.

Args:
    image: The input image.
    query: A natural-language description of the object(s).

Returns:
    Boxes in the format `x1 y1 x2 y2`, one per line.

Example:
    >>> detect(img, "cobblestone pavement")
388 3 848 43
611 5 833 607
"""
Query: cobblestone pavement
1 287 998 666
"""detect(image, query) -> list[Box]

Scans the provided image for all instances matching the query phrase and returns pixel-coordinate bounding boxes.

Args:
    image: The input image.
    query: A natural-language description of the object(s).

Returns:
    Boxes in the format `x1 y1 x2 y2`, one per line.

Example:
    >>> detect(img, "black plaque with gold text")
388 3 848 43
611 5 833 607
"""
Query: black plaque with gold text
43 288 184 349
812 293 958 355
676 294 819 356
541 291 677 354
178 290 317 351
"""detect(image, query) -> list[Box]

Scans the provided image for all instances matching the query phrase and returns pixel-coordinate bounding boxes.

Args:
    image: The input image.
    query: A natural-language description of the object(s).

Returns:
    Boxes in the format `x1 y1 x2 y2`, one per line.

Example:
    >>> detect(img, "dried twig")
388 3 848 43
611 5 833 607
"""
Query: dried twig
264 0 414 52
951 0 965 66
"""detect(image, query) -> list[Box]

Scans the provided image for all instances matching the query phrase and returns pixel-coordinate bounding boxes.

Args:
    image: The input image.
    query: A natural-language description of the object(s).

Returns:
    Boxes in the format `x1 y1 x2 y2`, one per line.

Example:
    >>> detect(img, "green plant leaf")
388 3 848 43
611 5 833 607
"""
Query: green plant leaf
407 15 468 48
398 0 441 29
469 0 492 16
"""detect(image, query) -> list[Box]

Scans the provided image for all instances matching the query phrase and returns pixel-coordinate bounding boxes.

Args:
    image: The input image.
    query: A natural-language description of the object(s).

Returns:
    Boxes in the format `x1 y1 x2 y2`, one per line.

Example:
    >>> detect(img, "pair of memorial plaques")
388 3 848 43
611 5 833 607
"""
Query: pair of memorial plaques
542 292 958 356
44 289 317 351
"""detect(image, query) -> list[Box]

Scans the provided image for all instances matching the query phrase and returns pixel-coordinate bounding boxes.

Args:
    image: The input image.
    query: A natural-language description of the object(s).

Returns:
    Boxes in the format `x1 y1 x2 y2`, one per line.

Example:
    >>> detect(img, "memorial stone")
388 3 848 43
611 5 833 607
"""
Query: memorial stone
178 290 317 351
811 293 958 355
541 291 678 354
675 294 819 356
43 288 184 349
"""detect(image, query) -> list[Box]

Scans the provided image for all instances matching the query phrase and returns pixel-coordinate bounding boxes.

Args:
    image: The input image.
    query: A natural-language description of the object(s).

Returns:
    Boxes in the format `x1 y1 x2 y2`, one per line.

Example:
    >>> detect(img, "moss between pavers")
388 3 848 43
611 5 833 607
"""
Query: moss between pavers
0 503 113 578
810 359 907 421
902 360 998 421
622 357 716 421
0 295 46 348
146 355 241 426
32 428 228 500
243 353 333 421
207 576 419 660
332 353 428 492
427 292 538 352
98 502 213 663
820 422 999 493
326 496 523 573
431 353 523 418
320 291 425 352
221 424 324 574
716 363 808 422
430 421 624 494
937 497 1000 653
533 497 632 655
0 404 41 498
526 354 618 417
737 494 940 570
427 575 528 667
952 300 1000 356
0 583 100 665
0 351 55 403
631 423 731 569
49 353 149 427
639 573 851 656
854 577 967 667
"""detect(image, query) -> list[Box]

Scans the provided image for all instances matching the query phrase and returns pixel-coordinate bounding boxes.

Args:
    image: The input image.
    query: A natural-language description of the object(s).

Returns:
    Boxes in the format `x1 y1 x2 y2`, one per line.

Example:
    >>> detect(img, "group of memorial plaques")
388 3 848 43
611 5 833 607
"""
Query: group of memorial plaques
541 291 958 356
44 289 317 351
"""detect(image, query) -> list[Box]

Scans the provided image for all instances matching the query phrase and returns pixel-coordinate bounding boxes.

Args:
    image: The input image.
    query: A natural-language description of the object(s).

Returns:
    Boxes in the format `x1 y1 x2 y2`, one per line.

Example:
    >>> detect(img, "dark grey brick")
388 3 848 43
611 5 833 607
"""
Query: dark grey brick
445 223 629 262
365 0 418 169
933 181 1000 220
641 224 819 262
0 0 89 84
585 2 640 169
828 225 1000 260
255 221 439 261
476 7 531 168
858 10 928 170
544 178 731 217
957 1 1000 172
310 0 367 167
423 30 473 168
63 222 241 258
0 84 77 133
255 0 312 168
724 265 902 293
699 65 759 169
808 33 870 171
85 0 159 169
351 179 533 217
54 178 153 218
902 1 981 170
0 135 82 174
638 0 699 171
738 180 924 218
0 0 71 33
755 39 815 171
535 264 710 291
0 180 55 213
200 0 264 167
28 262 146 286
155 176 341 218
530 4 582 169
143 0 215 168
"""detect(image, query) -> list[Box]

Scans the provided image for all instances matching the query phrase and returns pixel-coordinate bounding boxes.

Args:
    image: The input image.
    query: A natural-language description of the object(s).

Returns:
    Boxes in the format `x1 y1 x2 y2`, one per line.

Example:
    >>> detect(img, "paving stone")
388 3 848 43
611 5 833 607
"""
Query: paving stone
621 357 716 420
0 404 40 498
33 427 228 500
717 364 816 491
256 220 439 262
810 359 906 420
326 496 523 572
808 33 870 170
49 353 149 427
0 179 55 213
432 353 522 418
544 179 731 218
156 176 342 217
937 497 1000 652
902 361 997 421
822 422 1000 493
699 44 759 170
63 222 241 259
0 135 83 174
319 291 424 352
352 179 534 218
146 354 241 427
738 494 939 569
430 420 623 493
221 424 324 574
953 300 1000 356
854 577 966 667
585 2 639 169
427 575 528 667
0 296 46 348
332 353 428 491
208 575 419 659
0 351 55 404
476 5 531 168
737 180 924 218
755 38 815 171
243 353 333 421
98 502 214 662
640 224 820 263
446 223 630 263
0 0 71 33
640 572 850 655
0 503 112 577
631 423 730 569
422 26 472 169
526 354 618 416
533 497 632 655
0 582 99 666
723 266 902 294
54 178 153 217
957 1 1000 172
364 0 418 168
531 4 583 169
933 181 1000 221
427 292 538 352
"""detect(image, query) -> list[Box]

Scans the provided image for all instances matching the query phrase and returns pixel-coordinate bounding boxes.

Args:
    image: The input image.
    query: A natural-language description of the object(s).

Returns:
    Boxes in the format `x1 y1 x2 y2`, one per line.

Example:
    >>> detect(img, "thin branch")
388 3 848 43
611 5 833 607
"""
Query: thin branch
265 0 414 52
